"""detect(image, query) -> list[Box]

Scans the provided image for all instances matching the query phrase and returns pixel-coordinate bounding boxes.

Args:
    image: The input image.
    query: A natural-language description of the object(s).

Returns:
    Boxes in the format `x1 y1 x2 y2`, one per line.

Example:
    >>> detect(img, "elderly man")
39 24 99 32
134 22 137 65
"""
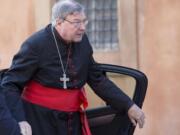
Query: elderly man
1 0 145 135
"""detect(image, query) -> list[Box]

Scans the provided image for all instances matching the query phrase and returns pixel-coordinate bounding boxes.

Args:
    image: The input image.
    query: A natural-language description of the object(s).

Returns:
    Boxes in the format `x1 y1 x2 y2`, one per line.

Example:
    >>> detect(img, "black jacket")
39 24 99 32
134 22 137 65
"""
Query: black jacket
0 24 134 123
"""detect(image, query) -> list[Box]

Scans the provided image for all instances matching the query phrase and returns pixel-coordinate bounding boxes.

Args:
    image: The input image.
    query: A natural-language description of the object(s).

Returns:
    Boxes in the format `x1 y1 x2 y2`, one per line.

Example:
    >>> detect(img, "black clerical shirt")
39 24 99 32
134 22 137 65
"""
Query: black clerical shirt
1 24 134 122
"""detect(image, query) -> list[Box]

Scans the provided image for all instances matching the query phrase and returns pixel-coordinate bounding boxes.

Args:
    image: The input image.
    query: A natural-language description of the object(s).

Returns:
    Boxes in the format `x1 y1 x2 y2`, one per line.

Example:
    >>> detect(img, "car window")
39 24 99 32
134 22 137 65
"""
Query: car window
86 72 136 109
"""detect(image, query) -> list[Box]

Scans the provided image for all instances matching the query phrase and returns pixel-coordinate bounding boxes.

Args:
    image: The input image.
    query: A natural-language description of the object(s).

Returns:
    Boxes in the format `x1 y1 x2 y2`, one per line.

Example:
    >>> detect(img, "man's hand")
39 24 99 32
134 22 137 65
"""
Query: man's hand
127 104 145 128
18 121 32 135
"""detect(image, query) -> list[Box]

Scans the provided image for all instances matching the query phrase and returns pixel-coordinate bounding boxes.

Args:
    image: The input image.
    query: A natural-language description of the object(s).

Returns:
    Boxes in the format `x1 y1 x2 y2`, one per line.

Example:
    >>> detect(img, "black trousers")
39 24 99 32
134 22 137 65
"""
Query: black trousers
23 100 82 135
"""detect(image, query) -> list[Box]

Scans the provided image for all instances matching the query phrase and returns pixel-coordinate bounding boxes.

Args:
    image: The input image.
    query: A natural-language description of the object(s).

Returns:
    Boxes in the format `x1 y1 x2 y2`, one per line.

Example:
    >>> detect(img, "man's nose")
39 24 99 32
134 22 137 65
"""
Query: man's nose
79 23 86 30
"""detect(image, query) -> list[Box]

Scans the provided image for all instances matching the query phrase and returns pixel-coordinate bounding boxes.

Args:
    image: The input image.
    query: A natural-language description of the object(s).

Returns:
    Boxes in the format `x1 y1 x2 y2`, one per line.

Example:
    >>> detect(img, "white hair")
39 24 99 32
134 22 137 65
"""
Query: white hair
51 0 85 26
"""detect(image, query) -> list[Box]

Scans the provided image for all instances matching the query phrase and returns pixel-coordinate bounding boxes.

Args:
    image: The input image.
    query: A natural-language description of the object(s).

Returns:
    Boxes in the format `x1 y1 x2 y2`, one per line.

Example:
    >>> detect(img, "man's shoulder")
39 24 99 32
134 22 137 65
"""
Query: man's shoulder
26 26 50 44
21 25 52 50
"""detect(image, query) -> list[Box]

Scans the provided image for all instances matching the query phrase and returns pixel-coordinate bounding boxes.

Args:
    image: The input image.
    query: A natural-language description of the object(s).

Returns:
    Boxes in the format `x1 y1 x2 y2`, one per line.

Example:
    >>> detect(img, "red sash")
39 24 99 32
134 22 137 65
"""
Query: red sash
21 81 92 135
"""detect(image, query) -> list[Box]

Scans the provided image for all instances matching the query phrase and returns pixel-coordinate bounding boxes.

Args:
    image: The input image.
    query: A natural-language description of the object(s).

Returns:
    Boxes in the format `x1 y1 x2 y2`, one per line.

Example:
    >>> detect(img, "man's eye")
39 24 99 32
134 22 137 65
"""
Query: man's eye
73 21 81 23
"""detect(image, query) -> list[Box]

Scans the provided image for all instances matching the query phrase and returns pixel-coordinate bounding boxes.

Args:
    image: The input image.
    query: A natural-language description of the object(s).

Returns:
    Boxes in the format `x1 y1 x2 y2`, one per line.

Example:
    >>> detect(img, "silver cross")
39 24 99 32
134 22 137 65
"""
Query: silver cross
60 73 70 89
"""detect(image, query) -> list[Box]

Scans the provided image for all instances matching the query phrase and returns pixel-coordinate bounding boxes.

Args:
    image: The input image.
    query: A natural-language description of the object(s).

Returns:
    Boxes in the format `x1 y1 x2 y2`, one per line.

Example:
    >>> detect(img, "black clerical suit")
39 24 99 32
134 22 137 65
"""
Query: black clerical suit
0 71 21 135
1 24 134 135
0 91 21 135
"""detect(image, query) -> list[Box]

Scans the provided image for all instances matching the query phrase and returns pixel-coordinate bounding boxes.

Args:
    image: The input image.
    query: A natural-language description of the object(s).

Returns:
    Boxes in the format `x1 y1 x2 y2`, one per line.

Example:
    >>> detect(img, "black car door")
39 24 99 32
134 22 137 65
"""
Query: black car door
86 64 148 135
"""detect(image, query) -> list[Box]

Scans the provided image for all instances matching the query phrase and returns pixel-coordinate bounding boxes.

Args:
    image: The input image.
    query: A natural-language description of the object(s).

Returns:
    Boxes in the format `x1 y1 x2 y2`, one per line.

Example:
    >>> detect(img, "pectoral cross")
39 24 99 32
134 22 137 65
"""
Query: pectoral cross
60 73 70 89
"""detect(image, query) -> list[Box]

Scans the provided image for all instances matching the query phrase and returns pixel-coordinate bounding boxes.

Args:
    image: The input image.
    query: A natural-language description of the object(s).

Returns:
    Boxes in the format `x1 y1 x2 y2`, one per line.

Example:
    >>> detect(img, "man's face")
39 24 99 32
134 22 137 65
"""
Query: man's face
56 12 88 43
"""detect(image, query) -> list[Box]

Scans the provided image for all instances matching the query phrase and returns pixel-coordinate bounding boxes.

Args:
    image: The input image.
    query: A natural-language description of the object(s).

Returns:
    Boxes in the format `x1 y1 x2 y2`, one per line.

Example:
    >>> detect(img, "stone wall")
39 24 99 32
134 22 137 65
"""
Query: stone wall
1 0 180 134
0 0 35 68
0 0 50 69
135 0 180 134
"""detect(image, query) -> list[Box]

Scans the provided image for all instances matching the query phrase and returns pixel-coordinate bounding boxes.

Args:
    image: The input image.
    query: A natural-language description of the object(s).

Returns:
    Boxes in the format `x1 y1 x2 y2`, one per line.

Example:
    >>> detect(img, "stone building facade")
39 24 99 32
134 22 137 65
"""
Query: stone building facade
0 0 180 134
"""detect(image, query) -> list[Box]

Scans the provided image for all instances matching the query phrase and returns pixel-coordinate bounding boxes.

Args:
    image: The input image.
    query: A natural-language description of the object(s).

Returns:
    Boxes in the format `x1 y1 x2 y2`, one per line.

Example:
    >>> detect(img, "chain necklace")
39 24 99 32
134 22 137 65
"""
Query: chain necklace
51 26 71 89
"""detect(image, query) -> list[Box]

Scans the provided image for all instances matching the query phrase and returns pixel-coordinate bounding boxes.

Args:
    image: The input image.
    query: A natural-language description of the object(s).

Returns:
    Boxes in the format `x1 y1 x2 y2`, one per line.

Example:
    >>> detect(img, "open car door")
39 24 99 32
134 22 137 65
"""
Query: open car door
86 64 148 135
